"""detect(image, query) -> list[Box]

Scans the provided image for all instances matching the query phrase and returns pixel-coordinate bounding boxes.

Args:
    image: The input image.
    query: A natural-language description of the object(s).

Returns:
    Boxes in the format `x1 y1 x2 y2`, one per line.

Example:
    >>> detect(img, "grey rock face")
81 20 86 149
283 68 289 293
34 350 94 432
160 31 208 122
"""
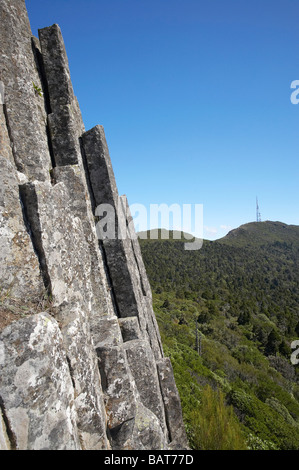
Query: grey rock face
57 306 109 450
52 165 115 317
91 316 123 349
39 24 85 167
96 344 139 430
0 0 52 181
81 125 119 213
38 24 82 119
0 0 188 451
48 106 81 166
0 105 15 165
19 180 92 309
111 402 167 451
118 317 141 342
0 313 81 450
39 24 115 319
124 340 168 436
18 180 109 449
0 156 43 300
157 358 189 448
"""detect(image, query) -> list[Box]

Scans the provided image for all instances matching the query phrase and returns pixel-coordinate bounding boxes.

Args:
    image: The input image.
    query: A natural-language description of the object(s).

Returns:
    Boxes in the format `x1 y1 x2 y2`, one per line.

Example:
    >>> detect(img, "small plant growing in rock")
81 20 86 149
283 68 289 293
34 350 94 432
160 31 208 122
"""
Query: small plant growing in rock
32 81 43 97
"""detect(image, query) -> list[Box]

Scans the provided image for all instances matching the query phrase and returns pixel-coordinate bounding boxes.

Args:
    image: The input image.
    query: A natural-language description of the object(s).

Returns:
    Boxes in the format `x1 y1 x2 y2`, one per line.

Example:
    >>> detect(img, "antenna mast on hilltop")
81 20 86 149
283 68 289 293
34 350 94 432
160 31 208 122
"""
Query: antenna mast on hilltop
256 197 261 222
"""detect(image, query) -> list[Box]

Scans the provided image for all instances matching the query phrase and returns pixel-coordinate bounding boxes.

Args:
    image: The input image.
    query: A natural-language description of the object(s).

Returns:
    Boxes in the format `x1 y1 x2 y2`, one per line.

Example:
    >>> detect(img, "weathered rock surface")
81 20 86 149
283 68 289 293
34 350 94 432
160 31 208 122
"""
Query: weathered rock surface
124 340 168 435
0 156 43 300
96 344 139 430
0 105 14 165
39 23 85 166
0 0 188 451
52 165 115 317
39 24 115 318
111 402 167 451
0 0 52 181
0 313 81 450
19 180 92 309
57 306 109 450
118 317 142 342
157 358 190 449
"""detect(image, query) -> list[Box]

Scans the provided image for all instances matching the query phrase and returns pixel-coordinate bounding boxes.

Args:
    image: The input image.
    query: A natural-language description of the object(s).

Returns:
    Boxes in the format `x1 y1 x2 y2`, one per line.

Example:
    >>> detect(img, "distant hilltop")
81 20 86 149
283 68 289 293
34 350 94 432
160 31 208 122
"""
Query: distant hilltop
218 221 299 247
138 228 198 241
138 221 299 247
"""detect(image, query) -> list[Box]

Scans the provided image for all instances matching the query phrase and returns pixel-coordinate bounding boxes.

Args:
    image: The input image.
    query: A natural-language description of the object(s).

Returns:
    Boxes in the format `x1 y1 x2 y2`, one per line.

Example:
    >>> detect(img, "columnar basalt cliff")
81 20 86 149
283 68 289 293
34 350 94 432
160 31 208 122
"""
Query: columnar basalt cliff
0 0 188 450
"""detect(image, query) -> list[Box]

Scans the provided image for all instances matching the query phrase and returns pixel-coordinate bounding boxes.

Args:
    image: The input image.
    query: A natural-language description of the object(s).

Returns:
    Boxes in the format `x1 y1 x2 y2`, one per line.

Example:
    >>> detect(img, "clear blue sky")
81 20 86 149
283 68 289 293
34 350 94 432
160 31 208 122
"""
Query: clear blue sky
26 0 299 240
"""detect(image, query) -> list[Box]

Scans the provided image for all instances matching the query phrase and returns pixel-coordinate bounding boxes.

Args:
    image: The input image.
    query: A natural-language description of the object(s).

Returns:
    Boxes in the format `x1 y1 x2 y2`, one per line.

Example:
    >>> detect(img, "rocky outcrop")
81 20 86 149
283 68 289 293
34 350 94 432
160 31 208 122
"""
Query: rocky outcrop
0 0 188 450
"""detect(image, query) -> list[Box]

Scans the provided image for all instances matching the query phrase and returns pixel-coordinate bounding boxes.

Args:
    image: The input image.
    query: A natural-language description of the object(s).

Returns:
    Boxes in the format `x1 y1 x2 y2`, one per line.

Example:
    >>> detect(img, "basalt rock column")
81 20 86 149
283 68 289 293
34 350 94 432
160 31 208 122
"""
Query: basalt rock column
81 126 164 360
81 125 188 446
38 24 115 318
0 0 52 181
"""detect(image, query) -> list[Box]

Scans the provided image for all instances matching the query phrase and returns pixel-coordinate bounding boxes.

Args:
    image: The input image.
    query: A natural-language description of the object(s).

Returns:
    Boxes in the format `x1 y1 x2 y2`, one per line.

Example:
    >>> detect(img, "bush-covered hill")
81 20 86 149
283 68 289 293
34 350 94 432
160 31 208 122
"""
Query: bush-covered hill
139 221 299 450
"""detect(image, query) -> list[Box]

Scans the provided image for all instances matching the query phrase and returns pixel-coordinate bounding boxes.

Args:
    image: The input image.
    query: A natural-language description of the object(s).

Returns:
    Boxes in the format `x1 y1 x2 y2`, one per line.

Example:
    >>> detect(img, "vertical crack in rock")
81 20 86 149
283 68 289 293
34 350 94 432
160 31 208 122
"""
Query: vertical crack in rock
30 38 56 170
79 137 96 213
66 356 76 391
97 241 121 318
18 184 52 296
0 154 44 302
105 425 113 449
31 37 52 115
0 396 16 450
45 126 57 173
2 104 18 170
155 364 172 443
97 359 108 393
79 136 120 317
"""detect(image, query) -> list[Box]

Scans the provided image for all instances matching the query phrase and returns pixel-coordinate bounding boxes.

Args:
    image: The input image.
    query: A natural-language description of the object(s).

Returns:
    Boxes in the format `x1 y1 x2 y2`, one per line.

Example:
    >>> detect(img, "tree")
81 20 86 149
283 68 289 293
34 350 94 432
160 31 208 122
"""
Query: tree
238 310 251 325
265 329 281 356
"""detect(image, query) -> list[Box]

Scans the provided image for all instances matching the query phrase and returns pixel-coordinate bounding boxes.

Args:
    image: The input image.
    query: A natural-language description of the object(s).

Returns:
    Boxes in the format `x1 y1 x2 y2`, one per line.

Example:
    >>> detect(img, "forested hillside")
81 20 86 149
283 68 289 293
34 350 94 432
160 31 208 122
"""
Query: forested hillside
139 222 299 450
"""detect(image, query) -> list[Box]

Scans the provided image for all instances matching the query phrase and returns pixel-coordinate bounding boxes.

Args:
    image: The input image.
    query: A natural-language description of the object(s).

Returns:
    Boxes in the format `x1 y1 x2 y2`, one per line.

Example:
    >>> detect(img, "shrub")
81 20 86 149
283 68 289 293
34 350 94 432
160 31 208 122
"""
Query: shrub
190 385 247 450
228 389 299 450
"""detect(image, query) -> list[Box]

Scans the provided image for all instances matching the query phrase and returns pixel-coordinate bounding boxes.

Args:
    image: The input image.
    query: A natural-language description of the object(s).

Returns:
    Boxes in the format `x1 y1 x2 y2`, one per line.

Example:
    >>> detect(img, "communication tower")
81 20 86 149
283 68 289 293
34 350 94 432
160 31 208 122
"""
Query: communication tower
256 197 261 222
